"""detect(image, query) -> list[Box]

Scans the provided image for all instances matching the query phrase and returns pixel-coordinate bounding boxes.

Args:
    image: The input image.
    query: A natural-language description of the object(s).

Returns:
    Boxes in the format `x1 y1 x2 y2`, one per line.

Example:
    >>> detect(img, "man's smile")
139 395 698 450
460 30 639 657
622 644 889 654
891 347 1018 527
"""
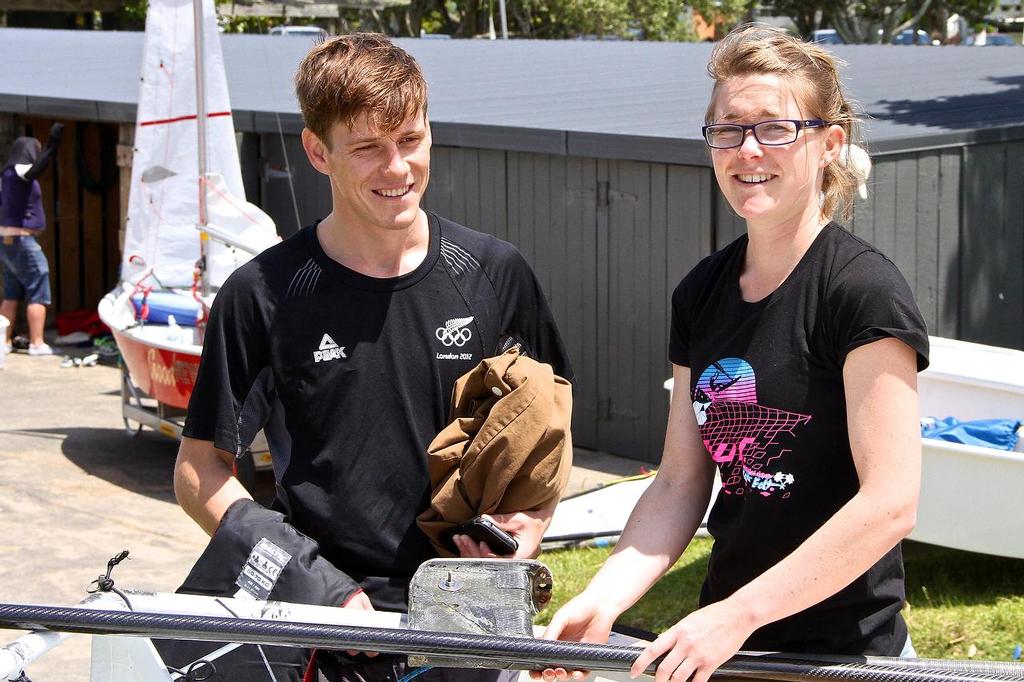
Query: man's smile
373 184 413 198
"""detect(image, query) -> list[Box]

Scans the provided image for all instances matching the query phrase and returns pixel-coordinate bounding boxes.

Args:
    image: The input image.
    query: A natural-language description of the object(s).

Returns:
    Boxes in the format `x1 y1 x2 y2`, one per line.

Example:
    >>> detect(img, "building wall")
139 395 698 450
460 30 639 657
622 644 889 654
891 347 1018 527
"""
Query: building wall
257 134 1024 462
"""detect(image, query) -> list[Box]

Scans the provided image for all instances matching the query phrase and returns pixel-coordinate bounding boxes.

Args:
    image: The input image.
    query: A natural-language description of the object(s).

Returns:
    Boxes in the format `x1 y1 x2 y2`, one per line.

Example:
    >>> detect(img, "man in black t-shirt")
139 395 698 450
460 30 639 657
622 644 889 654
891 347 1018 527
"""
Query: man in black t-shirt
174 33 571 680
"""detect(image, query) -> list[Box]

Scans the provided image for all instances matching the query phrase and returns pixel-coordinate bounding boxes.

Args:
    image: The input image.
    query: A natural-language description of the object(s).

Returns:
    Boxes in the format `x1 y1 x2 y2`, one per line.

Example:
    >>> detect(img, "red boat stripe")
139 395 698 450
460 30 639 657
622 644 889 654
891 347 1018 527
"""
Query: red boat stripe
139 111 232 127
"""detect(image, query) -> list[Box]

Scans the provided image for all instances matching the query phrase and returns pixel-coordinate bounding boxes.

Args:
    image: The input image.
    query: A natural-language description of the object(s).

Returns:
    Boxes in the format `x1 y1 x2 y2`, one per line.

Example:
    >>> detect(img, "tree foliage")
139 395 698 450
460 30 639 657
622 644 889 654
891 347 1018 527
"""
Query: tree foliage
772 0 997 43
829 0 934 43
353 0 703 40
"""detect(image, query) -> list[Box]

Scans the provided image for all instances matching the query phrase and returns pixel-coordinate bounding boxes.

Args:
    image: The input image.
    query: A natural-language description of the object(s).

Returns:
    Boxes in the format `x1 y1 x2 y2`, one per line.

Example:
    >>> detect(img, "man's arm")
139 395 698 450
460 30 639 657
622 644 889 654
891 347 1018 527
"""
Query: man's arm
174 436 253 536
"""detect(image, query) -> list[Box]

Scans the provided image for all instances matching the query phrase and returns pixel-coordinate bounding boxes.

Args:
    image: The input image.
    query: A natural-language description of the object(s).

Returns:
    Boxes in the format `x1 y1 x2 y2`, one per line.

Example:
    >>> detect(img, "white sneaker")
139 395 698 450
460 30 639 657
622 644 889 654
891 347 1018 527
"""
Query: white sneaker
28 343 54 356
2 343 10 354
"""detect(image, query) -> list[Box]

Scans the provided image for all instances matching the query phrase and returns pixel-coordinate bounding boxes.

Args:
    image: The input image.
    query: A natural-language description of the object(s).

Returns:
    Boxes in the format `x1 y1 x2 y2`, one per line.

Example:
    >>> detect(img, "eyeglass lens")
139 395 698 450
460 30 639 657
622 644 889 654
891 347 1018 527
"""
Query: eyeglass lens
707 120 799 148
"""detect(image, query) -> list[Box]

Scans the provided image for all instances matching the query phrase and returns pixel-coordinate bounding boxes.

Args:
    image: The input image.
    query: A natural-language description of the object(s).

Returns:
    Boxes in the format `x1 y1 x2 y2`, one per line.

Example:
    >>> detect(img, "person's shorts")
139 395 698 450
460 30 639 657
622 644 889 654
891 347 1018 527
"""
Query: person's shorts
0 235 51 305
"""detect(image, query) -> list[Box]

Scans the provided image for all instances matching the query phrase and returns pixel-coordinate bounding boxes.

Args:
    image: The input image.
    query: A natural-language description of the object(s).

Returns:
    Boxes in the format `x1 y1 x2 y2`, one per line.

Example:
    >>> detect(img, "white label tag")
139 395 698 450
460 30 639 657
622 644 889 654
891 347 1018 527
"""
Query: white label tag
234 537 292 601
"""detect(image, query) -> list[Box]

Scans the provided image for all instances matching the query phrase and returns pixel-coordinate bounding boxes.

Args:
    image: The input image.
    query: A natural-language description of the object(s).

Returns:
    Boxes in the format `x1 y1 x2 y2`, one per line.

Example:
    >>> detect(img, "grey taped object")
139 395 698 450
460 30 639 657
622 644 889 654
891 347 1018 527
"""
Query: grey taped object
407 558 553 668
494 570 530 591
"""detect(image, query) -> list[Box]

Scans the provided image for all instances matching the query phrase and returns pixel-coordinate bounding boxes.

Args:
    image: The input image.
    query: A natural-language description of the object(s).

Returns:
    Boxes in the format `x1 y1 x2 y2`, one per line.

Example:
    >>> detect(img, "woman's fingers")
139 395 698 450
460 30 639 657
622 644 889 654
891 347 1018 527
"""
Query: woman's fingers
665 659 697 682
630 630 679 679
542 609 569 641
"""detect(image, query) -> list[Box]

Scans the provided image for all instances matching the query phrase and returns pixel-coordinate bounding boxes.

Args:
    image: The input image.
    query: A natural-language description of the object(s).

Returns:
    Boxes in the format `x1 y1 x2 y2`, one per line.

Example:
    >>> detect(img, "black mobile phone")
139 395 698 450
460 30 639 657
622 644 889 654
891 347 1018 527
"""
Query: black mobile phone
440 516 519 556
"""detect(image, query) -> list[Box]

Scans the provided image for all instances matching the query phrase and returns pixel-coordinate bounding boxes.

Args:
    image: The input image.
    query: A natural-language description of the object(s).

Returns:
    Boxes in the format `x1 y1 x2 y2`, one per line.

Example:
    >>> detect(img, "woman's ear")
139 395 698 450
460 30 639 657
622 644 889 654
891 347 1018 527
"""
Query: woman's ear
821 123 847 167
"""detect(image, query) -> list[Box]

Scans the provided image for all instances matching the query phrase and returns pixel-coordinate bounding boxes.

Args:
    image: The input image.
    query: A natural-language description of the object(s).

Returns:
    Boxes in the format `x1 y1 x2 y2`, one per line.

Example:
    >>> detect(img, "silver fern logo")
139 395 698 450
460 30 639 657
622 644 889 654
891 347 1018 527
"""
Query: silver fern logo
435 316 474 347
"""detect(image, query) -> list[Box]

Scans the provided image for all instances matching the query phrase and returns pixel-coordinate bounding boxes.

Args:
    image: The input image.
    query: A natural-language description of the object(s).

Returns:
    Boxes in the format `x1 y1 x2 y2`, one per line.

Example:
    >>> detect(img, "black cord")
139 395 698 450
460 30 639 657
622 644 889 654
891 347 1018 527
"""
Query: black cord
87 550 134 610
166 659 217 682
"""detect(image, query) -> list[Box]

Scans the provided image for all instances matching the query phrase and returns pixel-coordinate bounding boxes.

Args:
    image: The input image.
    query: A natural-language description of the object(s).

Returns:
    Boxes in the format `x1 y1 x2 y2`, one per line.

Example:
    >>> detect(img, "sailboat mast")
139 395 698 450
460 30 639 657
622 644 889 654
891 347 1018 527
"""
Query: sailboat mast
193 0 210 299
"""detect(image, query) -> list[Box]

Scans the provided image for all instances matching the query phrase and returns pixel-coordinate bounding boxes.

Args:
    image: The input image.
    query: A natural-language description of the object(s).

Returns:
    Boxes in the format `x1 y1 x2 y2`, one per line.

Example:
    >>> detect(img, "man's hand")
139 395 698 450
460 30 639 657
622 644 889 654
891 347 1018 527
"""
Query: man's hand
341 591 379 657
452 509 551 559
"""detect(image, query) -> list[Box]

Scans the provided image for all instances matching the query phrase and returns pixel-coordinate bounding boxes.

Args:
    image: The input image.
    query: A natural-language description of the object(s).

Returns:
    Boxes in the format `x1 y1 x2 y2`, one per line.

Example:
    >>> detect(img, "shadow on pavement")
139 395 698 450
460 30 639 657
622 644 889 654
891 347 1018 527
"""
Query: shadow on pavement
8 426 182 502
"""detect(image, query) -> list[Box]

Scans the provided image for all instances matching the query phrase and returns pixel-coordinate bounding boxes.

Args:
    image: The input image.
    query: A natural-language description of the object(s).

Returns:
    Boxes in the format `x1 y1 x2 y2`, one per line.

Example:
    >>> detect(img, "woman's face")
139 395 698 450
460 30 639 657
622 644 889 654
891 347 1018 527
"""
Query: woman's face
708 73 843 228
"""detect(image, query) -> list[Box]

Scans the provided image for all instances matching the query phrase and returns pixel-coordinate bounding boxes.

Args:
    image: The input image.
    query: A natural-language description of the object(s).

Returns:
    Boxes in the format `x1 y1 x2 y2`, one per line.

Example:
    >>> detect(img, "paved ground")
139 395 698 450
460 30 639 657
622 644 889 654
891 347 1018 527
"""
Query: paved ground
0 345 646 681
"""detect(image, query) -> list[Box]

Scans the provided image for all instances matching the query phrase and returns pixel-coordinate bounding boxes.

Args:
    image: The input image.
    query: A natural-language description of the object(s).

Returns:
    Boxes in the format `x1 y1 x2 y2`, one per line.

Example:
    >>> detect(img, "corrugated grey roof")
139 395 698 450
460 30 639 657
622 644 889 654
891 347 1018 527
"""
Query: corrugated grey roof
2 27 1022 163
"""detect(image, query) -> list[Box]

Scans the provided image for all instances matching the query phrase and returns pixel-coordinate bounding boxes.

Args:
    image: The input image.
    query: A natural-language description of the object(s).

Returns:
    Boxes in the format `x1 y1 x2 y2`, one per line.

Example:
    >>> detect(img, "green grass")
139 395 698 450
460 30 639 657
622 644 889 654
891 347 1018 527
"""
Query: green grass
536 539 1024 661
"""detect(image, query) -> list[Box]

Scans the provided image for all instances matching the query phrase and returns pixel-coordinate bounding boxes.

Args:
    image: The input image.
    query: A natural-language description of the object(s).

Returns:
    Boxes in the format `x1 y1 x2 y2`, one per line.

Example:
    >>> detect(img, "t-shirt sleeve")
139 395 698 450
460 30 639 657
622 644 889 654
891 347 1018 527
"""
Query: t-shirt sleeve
183 269 272 455
668 270 699 368
491 246 574 382
827 252 930 371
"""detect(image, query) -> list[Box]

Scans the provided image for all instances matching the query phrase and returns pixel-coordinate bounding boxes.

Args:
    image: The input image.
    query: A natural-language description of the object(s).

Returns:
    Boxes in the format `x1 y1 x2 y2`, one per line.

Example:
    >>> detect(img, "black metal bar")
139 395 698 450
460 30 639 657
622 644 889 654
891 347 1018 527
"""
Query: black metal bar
2 603 1023 681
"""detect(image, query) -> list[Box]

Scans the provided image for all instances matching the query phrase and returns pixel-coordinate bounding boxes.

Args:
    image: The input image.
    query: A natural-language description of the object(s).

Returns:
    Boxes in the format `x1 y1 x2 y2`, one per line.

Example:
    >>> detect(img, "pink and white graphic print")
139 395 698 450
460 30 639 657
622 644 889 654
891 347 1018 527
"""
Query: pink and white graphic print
693 358 811 498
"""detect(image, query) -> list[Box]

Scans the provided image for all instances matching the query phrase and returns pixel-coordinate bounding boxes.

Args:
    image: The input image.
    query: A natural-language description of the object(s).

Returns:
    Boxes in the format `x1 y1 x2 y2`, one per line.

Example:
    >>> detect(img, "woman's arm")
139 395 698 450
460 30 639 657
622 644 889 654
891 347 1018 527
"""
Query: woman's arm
541 363 716 645
630 336 921 682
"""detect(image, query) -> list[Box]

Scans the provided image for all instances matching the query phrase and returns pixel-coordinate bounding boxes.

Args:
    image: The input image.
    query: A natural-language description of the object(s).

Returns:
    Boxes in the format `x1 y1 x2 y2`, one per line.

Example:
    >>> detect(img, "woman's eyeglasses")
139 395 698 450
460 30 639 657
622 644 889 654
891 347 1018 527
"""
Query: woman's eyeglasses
702 119 832 149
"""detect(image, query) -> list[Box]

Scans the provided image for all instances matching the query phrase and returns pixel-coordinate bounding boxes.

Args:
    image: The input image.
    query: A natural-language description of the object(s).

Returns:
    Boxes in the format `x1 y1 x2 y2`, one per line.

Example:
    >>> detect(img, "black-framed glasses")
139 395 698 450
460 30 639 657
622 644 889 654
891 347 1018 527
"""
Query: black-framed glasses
701 119 832 149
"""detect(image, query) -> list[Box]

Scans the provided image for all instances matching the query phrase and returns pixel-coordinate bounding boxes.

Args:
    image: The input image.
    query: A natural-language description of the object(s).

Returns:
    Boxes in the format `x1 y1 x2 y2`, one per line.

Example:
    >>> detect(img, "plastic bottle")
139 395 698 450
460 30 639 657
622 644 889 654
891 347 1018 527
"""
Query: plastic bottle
166 315 182 345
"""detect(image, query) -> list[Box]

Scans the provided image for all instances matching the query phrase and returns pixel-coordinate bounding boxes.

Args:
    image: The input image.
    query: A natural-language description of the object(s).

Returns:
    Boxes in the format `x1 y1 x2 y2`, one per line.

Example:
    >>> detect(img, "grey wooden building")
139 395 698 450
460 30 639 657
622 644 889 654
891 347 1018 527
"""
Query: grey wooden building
2 29 1022 461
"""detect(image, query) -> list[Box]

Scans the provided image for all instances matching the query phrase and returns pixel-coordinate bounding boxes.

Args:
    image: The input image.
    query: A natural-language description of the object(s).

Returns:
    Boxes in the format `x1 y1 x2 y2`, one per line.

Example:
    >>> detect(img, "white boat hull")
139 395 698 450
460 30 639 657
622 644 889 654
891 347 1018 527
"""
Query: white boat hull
911 336 1024 558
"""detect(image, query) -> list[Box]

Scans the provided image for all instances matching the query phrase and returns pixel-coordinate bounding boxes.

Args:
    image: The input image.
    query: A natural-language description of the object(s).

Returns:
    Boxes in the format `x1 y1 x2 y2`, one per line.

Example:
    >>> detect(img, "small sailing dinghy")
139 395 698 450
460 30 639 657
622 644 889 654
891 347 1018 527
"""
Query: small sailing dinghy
97 0 278 438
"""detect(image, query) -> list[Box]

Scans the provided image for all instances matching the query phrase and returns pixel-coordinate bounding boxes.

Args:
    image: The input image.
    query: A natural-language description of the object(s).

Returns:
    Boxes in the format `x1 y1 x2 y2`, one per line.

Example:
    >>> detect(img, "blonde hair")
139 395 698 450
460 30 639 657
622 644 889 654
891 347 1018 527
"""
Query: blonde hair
295 33 428 147
706 24 863 221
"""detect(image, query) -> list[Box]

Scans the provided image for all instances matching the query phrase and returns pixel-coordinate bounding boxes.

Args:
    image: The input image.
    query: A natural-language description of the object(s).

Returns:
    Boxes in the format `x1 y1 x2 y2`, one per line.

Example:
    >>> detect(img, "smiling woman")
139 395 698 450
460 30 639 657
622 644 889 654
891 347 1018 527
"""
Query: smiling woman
539 25 931 682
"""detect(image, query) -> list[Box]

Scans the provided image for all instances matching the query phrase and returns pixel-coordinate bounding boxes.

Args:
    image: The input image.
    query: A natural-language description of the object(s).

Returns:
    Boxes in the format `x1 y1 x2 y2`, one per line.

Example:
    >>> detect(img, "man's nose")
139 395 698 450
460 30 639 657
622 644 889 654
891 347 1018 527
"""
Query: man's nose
383 144 410 175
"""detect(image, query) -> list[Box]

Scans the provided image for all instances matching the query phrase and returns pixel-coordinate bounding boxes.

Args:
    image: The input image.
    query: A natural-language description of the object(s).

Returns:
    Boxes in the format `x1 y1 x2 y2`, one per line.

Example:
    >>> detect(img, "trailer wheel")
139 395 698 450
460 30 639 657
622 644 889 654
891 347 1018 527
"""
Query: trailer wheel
123 417 144 437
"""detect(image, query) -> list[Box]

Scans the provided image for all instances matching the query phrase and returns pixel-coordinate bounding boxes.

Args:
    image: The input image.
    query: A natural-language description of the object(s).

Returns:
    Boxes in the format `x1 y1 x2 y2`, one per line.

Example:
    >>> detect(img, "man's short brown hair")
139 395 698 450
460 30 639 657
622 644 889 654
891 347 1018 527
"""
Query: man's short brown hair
294 33 428 146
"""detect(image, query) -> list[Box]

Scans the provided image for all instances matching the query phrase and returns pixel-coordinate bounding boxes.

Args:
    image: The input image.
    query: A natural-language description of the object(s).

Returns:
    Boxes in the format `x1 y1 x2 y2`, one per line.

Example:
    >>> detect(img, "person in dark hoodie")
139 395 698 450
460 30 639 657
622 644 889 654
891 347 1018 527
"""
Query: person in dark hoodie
0 123 64 356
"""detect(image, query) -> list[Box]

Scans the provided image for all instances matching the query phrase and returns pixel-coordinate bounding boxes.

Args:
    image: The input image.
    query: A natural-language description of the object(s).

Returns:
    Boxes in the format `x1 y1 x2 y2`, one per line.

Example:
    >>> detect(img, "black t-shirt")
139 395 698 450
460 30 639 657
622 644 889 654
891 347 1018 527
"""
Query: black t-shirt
669 223 929 656
184 211 572 611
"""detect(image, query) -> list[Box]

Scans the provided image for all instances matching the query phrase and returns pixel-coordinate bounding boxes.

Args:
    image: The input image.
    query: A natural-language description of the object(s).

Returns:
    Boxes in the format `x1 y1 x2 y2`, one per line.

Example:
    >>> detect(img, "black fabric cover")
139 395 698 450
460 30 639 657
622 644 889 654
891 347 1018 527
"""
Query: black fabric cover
153 499 361 681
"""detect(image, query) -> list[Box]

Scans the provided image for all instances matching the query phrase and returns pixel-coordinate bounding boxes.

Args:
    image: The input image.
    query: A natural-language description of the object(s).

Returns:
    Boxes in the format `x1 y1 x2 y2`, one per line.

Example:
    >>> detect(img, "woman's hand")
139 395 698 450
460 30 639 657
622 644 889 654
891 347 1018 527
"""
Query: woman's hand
630 600 754 682
529 592 618 680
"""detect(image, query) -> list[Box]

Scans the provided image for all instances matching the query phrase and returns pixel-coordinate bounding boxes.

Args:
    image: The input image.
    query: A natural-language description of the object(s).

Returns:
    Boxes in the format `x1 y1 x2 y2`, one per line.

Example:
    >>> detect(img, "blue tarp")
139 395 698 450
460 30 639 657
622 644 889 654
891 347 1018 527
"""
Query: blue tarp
921 417 1022 451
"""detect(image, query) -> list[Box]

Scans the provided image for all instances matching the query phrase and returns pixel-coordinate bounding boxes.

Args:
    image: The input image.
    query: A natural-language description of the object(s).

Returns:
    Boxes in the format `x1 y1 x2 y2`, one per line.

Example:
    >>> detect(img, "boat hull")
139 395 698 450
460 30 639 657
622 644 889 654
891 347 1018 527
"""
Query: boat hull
912 336 1024 559
98 289 202 411
110 326 200 410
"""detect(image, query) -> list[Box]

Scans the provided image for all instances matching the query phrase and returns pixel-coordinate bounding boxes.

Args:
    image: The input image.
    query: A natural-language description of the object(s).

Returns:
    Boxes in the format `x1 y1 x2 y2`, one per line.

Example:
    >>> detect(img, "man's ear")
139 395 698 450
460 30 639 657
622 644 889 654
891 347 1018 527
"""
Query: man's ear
301 128 331 175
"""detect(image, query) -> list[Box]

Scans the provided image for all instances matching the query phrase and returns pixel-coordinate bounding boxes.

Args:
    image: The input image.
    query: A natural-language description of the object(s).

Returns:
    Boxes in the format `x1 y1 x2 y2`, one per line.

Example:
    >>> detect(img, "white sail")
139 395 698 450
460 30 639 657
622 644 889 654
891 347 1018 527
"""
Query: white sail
123 0 278 289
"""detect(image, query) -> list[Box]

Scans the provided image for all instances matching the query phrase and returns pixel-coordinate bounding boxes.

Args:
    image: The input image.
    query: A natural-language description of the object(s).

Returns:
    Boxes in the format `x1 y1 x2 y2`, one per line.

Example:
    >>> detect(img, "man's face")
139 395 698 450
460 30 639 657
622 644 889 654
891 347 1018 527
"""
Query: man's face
305 110 431 233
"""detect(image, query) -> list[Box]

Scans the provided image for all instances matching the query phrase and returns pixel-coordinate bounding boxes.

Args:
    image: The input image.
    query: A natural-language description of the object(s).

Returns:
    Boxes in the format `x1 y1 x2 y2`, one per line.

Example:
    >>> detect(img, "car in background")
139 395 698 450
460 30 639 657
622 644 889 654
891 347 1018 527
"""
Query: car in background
891 28 934 45
811 28 844 44
268 25 328 39
977 33 1018 45
810 28 937 46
